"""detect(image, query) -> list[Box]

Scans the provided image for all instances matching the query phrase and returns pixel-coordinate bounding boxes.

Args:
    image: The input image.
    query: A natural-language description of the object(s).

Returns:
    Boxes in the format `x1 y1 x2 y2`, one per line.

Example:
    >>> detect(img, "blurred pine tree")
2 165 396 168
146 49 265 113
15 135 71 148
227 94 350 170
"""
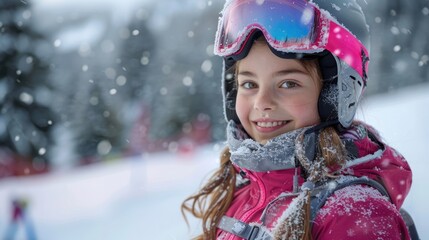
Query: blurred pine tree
0 0 57 175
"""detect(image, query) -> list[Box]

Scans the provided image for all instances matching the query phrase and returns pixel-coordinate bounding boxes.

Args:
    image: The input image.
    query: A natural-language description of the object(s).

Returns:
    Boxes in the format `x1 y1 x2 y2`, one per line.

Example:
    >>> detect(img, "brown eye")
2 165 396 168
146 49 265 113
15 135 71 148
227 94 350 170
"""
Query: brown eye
281 81 298 89
241 82 257 89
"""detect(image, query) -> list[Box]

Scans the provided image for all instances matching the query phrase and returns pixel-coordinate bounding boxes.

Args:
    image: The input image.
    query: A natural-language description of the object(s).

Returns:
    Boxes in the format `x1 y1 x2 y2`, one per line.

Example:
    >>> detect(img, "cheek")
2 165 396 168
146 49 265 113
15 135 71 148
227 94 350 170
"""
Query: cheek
287 95 320 125
282 94 317 111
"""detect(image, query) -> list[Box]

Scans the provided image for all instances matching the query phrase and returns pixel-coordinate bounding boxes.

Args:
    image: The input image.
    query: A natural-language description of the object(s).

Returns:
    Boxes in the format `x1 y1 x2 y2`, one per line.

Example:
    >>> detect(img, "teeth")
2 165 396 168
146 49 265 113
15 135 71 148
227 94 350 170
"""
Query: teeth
256 121 287 128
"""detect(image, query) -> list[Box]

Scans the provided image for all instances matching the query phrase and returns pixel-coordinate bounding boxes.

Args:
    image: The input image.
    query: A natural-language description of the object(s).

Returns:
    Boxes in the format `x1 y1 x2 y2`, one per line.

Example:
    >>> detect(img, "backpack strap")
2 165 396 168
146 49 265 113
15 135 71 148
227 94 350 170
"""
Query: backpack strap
218 216 272 240
400 208 421 240
309 176 390 222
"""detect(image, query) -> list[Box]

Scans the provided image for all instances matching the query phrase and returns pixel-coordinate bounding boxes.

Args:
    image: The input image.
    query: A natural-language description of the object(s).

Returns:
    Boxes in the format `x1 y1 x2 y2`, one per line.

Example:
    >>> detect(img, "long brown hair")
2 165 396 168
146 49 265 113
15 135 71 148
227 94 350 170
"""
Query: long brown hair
273 126 347 240
181 39 347 240
181 148 237 239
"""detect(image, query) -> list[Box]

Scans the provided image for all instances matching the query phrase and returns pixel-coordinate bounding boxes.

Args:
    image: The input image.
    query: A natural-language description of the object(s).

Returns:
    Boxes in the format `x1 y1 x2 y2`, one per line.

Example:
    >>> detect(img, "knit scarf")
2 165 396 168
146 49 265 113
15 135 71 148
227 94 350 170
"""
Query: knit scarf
226 120 311 172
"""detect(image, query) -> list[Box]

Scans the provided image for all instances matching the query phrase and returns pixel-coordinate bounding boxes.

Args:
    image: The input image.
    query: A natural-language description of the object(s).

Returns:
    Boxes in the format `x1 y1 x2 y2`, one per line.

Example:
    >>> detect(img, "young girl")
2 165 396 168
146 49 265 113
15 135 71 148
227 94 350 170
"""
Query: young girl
182 0 413 239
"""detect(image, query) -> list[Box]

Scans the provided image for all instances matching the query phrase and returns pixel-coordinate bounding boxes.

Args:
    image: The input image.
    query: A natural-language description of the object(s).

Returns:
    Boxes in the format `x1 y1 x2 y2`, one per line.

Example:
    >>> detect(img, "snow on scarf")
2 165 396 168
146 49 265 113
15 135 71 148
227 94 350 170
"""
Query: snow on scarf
226 120 309 172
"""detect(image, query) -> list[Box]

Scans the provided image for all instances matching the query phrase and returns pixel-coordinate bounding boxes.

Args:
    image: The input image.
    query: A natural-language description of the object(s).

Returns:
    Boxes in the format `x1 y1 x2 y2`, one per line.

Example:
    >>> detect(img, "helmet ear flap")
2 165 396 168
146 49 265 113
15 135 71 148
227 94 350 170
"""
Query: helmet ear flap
318 52 339 123
318 52 366 128
337 59 365 128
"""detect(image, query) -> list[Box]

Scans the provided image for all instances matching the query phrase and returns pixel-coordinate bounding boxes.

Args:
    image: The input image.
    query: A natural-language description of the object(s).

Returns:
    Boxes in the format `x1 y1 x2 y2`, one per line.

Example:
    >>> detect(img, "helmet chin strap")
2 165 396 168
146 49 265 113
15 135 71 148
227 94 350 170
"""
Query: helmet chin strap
302 119 340 163
305 119 340 135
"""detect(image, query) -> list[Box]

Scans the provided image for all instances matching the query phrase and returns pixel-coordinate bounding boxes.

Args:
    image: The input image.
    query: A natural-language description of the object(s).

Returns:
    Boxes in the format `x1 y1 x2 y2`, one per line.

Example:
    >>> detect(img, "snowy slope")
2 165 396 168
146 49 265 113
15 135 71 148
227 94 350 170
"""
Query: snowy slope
0 146 220 239
0 83 428 239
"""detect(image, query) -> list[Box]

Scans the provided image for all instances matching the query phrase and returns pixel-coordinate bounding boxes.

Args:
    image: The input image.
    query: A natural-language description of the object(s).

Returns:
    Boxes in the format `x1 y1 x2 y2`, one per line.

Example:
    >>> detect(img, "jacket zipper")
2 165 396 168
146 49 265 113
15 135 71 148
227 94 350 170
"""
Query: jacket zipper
225 171 267 240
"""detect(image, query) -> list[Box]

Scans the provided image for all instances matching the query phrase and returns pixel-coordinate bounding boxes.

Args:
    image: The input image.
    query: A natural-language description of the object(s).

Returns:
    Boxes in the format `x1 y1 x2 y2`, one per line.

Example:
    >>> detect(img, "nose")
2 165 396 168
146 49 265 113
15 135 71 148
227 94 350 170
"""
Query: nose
254 88 276 112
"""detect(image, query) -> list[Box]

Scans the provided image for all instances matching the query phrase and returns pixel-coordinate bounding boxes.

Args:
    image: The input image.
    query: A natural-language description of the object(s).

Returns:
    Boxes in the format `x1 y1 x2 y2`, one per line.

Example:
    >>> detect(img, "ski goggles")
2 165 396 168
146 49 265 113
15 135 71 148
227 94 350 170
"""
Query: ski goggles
214 0 369 78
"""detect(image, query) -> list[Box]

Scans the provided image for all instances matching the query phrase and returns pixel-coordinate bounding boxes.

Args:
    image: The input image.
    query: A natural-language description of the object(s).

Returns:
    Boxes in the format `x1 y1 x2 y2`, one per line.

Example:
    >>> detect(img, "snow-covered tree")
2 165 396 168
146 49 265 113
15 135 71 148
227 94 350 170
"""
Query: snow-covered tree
0 0 56 173
361 0 429 94
141 2 225 143
72 83 122 161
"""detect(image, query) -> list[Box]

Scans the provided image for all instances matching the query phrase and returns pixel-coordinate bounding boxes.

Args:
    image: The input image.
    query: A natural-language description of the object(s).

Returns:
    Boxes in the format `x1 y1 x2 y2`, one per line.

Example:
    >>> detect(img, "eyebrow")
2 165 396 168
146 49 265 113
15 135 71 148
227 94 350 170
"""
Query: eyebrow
237 69 309 78
237 71 256 77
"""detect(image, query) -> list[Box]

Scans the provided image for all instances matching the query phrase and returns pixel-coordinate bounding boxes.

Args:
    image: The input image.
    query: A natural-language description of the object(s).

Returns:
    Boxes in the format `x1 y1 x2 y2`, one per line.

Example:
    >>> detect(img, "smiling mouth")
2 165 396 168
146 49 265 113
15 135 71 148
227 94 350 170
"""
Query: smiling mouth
255 120 290 128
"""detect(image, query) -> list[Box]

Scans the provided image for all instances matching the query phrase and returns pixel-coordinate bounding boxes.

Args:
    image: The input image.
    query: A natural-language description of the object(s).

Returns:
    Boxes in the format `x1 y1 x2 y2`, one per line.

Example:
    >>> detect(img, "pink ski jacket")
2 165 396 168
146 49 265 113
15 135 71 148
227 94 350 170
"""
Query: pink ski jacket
217 126 412 240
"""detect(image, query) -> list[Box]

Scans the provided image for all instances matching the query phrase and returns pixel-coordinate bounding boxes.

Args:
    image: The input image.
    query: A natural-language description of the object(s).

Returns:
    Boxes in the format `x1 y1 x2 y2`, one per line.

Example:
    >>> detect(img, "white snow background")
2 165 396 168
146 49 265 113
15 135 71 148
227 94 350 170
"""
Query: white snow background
0 83 428 240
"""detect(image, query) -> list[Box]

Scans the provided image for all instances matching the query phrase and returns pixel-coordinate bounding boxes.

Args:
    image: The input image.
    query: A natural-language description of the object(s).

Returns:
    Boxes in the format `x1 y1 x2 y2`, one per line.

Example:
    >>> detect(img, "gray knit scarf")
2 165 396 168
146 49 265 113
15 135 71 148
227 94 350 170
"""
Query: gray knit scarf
226 120 310 172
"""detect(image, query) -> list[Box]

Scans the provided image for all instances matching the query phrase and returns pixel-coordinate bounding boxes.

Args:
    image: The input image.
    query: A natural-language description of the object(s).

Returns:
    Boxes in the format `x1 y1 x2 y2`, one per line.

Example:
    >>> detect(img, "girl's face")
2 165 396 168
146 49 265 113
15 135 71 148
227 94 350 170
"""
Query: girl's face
236 41 322 144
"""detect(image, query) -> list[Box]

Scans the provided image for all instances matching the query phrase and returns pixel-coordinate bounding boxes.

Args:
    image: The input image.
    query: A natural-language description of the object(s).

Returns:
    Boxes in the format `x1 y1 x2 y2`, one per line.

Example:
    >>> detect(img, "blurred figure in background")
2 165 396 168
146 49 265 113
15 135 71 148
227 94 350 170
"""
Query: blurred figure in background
4 198 37 240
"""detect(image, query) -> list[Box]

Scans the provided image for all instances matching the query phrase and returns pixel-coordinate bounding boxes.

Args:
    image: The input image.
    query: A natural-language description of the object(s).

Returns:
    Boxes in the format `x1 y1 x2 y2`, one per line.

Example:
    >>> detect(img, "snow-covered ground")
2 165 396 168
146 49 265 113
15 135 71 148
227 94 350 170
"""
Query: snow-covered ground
0 146 219 240
0 82 428 239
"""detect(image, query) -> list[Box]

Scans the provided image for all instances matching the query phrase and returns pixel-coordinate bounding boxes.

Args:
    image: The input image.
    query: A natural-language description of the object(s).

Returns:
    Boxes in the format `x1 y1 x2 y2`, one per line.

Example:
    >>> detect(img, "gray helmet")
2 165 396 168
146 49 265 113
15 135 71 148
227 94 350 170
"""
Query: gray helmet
216 0 370 128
